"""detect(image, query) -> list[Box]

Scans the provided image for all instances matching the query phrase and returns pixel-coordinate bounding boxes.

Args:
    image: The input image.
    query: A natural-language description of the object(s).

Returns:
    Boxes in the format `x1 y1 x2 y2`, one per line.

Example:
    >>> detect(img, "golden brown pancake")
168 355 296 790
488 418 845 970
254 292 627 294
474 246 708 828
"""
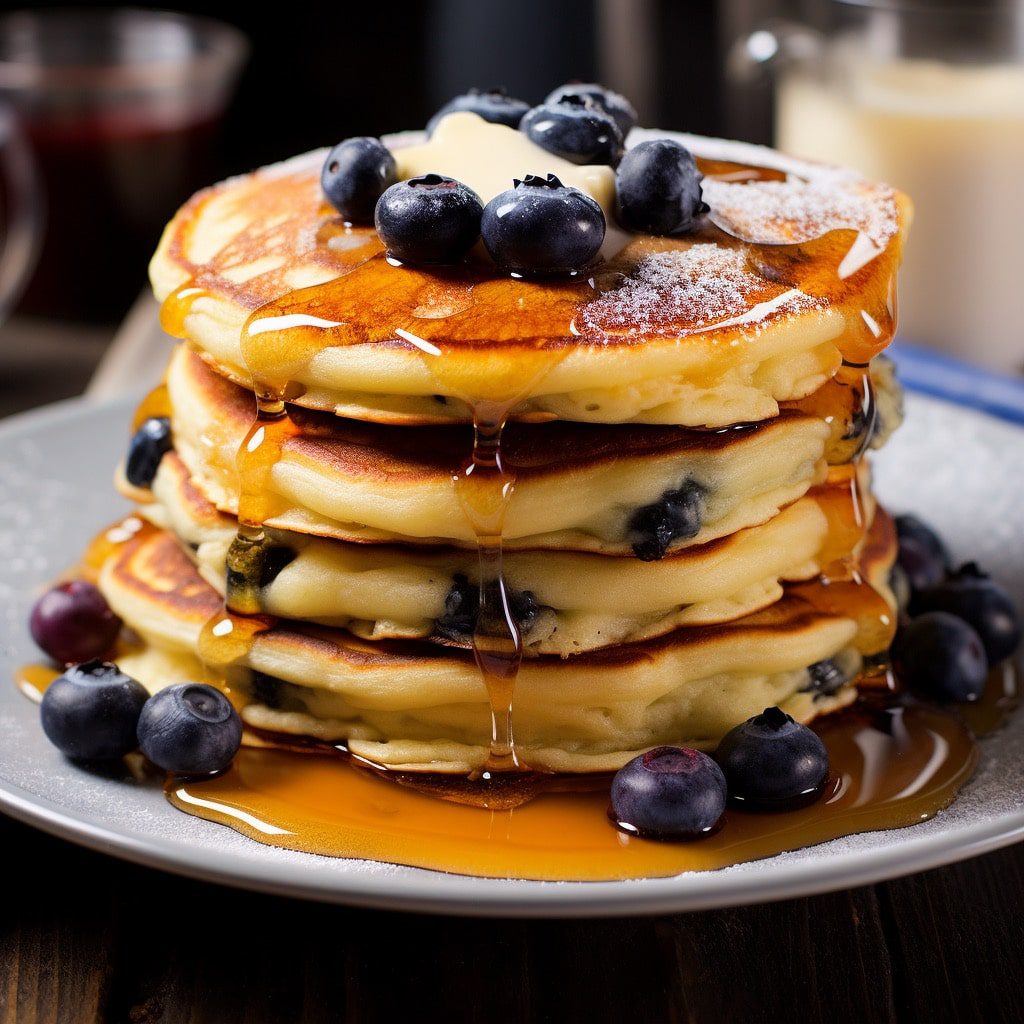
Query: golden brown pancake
121 345 837 553
149 122 909 427
138 447 878 654
99 522 896 773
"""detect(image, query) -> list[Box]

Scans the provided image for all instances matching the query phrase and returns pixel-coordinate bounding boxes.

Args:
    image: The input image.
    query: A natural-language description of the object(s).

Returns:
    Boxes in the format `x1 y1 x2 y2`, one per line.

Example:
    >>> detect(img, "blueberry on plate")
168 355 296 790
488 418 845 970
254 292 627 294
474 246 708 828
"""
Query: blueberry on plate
895 513 950 566
40 660 148 761
911 563 1021 664
321 137 398 224
30 580 122 665
125 416 172 488
610 746 726 840
481 174 605 276
520 98 624 166
616 139 706 236
894 513 950 593
892 611 989 702
715 707 829 810
374 174 483 266
426 87 530 135
137 683 243 774
545 82 638 138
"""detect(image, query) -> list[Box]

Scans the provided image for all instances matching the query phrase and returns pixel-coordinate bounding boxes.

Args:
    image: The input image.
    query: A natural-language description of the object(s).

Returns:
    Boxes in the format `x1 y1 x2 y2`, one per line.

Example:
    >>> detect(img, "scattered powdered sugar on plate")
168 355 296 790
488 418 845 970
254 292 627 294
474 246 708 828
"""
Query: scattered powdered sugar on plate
579 244 819 337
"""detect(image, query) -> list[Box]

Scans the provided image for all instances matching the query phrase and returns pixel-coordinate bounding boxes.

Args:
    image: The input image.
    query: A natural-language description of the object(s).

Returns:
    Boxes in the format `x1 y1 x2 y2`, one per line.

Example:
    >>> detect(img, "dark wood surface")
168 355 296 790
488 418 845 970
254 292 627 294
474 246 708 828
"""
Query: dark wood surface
2 809 1022 1024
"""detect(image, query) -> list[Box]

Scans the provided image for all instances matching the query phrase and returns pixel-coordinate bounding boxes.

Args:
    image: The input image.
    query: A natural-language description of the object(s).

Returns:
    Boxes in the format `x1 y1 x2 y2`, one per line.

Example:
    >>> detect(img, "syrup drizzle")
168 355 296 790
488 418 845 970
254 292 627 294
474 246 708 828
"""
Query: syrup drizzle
152 146 902 786
161 284 289 676
159 668 1015 882
16 660 1013 880
455 401 524 772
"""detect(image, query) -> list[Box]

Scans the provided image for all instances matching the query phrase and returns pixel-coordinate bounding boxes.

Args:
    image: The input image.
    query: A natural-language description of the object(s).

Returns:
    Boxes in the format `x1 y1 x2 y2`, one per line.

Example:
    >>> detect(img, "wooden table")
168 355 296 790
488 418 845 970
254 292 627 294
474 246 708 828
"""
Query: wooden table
3 810 1022 1023
3 311 1023 1023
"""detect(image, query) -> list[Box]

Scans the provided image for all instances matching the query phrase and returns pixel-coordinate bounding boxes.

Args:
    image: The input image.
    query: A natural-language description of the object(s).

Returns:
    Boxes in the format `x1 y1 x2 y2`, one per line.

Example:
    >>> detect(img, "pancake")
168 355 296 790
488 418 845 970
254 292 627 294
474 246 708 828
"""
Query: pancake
138 448 877 655
99 527 896 773
150 119 909 428
121 344 835 554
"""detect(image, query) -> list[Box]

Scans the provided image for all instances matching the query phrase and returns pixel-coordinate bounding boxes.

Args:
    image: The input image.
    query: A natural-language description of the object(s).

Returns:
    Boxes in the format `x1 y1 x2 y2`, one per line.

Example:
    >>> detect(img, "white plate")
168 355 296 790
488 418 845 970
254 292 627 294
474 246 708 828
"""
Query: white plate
0 393 1021 917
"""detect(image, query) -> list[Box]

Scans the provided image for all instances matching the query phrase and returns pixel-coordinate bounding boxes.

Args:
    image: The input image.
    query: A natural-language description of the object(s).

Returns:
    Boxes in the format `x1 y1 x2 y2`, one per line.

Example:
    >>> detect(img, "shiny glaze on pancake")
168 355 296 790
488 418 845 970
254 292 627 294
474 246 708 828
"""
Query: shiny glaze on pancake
154 134 905 369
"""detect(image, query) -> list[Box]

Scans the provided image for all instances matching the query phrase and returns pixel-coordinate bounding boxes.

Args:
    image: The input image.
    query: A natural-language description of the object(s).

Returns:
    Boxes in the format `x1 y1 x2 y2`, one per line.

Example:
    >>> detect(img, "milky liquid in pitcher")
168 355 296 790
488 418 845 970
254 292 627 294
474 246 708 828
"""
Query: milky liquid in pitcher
778 56 1024 372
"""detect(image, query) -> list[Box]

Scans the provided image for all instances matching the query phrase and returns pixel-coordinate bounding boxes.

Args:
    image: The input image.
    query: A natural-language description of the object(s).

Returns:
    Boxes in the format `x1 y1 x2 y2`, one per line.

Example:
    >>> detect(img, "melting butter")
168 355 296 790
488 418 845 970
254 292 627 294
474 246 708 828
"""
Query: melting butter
391 111 617 214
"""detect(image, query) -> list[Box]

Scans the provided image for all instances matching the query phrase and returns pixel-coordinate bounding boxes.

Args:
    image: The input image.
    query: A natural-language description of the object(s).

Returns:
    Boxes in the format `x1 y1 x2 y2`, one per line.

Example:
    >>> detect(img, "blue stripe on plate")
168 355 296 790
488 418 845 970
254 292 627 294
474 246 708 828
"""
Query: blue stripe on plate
888 341 1024 426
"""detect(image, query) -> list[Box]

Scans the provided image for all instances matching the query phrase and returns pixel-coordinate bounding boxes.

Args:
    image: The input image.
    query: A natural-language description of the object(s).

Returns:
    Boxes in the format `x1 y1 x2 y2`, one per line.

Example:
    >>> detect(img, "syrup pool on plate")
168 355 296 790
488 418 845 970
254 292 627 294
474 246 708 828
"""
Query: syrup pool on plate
164 670 1013 882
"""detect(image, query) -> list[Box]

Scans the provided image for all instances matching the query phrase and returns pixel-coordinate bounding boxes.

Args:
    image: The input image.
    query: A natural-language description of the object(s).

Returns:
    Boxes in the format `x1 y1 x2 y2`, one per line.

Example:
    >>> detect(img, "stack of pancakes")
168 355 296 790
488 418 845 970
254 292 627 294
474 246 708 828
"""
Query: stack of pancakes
97 119 909 774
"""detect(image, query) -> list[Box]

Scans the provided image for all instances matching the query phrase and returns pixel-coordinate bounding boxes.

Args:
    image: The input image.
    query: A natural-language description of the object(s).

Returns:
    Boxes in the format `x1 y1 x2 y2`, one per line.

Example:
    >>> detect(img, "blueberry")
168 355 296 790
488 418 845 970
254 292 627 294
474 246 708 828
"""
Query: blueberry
895 514 950 565
30 580 122 665
628 479 705 561
40 660 148 761
426 87 530 135
897 538 945 595
715 707 829 809
615 139 706 236
892 611 988 702
321 137 398 224
520 98 624 166
545 82 638 138
610 746 726 839
800 658 848 698
911 564 1021 664
374 174 482 266
435 574 541 641
481 174 605 277
251 671 284 709
225 536 297 597
894 513 950 594
435 574 477 638
125 416 172 488
137 683 243 774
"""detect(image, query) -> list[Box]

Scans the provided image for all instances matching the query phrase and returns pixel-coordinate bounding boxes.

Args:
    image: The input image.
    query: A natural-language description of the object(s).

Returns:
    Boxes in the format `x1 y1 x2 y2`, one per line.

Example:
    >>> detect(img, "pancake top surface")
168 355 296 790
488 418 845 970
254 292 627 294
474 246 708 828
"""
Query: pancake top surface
152 121 909 394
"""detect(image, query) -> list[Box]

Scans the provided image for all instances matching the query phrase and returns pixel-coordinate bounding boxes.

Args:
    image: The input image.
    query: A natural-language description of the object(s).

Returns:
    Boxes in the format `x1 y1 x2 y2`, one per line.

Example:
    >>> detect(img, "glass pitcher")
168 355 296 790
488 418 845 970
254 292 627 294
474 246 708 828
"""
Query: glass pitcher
730 0 1024 374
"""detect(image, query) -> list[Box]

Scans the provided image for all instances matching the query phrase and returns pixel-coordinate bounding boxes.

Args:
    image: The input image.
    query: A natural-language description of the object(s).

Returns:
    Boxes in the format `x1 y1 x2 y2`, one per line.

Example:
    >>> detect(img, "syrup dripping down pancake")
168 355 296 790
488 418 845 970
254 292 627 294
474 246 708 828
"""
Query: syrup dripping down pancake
122 345 840 552
98 524 895 774
137 446 878 656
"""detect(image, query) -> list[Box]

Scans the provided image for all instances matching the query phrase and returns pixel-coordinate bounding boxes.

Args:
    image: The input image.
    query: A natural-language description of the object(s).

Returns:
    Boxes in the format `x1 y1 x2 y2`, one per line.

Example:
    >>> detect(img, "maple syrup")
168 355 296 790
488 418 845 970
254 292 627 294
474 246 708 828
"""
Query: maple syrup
14 664 60 703
135 131 932 875
161 667 1015 881
78 515 157 582
454 402 525 772
130 382 171 433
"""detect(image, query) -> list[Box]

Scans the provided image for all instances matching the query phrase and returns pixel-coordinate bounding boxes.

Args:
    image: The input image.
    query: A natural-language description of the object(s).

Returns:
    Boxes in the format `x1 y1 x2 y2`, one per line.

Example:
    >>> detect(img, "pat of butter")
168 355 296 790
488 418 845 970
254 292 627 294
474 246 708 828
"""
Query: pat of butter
391 111 617 215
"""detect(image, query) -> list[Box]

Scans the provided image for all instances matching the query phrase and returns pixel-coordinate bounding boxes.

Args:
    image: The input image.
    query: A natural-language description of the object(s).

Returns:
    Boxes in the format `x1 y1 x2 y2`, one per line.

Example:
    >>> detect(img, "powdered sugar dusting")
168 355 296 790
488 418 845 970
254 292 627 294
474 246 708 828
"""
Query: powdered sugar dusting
630 128 901 249
705 177 898 248
580 244 821 337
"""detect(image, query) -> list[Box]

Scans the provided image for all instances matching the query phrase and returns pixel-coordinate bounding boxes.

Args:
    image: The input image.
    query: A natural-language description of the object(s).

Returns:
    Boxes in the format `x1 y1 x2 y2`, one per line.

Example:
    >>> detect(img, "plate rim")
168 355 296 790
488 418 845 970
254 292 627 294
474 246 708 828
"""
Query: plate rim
1 390 1022 918
2 768 1022 918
